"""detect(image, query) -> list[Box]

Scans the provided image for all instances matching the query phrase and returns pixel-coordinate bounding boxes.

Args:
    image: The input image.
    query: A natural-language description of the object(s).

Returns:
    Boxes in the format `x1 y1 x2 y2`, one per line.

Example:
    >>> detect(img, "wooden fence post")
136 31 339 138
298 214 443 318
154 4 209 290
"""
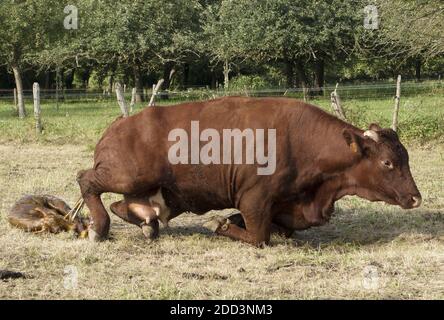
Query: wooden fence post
33 83 42 134
130 87 136 113
115 82 129 117
392 75 402 132
243 85 250 97
330 83 346 121
149 79 165 107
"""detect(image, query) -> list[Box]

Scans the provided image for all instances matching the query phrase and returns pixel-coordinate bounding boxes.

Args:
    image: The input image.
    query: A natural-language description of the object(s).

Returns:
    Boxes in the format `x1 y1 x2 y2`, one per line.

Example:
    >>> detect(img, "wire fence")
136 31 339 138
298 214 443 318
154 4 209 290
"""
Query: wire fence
0 80 443 105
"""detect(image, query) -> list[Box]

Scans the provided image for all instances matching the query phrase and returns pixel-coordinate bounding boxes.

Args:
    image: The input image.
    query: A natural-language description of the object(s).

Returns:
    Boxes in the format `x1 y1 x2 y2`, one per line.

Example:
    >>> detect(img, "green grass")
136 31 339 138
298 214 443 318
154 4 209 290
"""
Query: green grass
0 93 443 146
314 95 444 142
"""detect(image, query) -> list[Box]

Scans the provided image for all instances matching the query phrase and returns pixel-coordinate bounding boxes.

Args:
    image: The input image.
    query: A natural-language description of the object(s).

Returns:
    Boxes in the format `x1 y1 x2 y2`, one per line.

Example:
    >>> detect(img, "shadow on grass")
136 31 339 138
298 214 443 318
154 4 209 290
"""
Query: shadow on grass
154 208 443 247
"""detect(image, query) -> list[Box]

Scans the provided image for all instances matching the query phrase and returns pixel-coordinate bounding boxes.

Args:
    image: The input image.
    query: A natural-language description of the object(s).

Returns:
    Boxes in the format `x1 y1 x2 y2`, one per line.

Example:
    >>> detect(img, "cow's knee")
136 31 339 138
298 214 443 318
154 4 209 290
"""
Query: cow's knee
77 169 95 196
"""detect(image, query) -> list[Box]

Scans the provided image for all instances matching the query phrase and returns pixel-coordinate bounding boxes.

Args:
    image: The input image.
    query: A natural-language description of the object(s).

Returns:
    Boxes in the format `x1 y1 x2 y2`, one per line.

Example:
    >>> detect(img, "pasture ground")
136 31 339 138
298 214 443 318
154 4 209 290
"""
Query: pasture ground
0 143 442 299
0 96 443 299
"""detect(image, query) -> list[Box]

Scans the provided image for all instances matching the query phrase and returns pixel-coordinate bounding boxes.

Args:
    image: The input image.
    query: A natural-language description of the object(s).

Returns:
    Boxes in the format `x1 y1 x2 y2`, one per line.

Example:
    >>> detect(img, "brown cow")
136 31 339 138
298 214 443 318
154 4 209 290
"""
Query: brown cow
77 97 421 246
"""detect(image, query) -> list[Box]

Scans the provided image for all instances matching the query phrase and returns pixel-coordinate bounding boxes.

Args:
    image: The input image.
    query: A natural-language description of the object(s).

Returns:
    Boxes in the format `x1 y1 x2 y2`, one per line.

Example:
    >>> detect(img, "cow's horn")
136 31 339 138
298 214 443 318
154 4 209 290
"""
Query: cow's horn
363 130 379 142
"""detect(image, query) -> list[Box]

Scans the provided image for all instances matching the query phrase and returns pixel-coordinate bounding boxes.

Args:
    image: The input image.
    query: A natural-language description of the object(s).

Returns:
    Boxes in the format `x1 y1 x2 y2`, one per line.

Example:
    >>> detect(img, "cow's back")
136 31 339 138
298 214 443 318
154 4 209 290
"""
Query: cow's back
92 96 352 211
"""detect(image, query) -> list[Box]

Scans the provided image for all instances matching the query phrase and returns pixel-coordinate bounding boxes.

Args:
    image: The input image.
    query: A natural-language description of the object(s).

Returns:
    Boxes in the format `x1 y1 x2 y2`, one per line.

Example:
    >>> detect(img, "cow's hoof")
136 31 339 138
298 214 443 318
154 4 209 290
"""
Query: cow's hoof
141 224 159 242
203 217 230 233
79 230 89 239
88 228 105 242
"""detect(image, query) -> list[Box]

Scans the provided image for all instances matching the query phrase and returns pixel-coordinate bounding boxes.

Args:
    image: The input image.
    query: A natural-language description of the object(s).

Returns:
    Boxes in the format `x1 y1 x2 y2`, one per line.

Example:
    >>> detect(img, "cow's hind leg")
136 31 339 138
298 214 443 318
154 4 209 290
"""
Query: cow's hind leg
110 200 142 225
77 169 110 242
110 198 160 241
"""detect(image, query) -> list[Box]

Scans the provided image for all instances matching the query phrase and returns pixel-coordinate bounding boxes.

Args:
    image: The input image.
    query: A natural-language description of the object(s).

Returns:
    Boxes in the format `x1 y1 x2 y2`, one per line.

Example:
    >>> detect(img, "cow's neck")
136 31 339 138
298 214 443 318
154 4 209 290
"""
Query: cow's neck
293 108 364 174
302 172 363 223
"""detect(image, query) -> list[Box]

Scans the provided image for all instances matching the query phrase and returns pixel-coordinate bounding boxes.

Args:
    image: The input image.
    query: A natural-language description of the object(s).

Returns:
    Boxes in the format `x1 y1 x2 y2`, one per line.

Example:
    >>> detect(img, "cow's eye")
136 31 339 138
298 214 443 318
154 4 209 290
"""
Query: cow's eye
382 160 393 169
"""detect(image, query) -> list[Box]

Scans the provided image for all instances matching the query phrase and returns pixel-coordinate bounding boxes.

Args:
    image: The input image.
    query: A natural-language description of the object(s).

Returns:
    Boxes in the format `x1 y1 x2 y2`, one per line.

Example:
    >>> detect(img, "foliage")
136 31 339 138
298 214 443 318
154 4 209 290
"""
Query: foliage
0 0 443 91
0 0 62 68
229 75 270 91
374 0 444 60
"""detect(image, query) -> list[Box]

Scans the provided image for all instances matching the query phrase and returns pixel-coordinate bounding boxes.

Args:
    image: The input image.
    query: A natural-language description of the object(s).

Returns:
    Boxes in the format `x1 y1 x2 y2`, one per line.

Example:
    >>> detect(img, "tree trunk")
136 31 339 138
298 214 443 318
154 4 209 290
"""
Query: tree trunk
65 69 75 89
211 71 217 89
133 66 144 103
12 64 26 118
162 62 175 90
284 57 294 88
314 59 325 96
160 62 175 100
183 63 190 88
82 70 90 89
108 73 114 96
295 60 311 98
44 72 50 90
415 58 421 82
55 67 62 111
223 59 230 90
13 88 18 114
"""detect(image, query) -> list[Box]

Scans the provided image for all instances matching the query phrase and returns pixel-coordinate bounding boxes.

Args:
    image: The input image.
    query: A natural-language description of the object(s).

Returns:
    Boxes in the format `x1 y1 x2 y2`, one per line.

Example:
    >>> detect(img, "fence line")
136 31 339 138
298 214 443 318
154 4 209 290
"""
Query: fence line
0 81 443 103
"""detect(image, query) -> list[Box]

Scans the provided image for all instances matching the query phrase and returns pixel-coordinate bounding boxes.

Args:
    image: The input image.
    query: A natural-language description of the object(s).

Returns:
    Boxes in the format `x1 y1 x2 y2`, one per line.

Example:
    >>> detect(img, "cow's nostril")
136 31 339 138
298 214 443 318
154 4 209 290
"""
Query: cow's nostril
411 196 422 208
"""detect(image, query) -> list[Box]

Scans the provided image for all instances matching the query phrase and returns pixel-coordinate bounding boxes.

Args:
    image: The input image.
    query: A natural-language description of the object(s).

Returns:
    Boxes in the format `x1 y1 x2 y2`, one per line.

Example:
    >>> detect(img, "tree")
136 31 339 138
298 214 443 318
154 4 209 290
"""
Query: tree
82 0 202 101
0 0 62 118
202 0 362 91
199 0 261 89
255 0 362 91
375 0 444 60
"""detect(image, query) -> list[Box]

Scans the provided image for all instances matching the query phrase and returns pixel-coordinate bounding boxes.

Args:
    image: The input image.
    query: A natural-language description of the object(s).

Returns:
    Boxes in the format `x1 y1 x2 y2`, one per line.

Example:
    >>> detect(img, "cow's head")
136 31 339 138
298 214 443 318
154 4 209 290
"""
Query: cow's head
343 124 421 209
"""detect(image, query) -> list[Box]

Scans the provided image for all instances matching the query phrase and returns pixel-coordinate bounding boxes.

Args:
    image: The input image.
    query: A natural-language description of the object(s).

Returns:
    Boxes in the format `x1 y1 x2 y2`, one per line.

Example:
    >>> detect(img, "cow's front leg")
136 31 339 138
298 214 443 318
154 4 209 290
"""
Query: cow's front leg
204 190 272 247
273 201 314 230
204 216 271 247
227 212 294 238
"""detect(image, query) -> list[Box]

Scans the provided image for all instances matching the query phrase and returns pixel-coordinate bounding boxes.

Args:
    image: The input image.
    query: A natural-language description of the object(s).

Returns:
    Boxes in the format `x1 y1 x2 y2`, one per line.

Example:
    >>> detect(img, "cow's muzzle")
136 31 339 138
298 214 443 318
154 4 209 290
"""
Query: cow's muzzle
411 195 422 208
400 194 422 209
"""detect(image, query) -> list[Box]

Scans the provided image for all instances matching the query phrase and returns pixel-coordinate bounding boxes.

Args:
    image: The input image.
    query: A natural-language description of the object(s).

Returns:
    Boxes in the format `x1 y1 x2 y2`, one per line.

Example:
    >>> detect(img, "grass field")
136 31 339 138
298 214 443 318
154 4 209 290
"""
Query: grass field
0 95 443 299
0 92 443 145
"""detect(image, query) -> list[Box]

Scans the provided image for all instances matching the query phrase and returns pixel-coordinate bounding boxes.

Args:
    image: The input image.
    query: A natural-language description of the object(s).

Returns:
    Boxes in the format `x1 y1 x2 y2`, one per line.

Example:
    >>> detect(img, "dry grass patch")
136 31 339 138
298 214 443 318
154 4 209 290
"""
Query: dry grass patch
0 143 443 299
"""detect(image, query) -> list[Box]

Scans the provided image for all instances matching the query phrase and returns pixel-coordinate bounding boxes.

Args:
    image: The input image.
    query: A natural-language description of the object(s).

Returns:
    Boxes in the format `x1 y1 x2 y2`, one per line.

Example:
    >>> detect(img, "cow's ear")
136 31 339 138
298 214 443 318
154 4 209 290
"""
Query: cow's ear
343 129 363 155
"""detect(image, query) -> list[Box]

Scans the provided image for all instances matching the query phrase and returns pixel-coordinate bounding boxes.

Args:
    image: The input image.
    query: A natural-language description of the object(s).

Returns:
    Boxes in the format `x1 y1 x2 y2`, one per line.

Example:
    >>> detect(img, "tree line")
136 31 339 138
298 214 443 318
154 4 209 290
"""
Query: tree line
0 0 443 118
